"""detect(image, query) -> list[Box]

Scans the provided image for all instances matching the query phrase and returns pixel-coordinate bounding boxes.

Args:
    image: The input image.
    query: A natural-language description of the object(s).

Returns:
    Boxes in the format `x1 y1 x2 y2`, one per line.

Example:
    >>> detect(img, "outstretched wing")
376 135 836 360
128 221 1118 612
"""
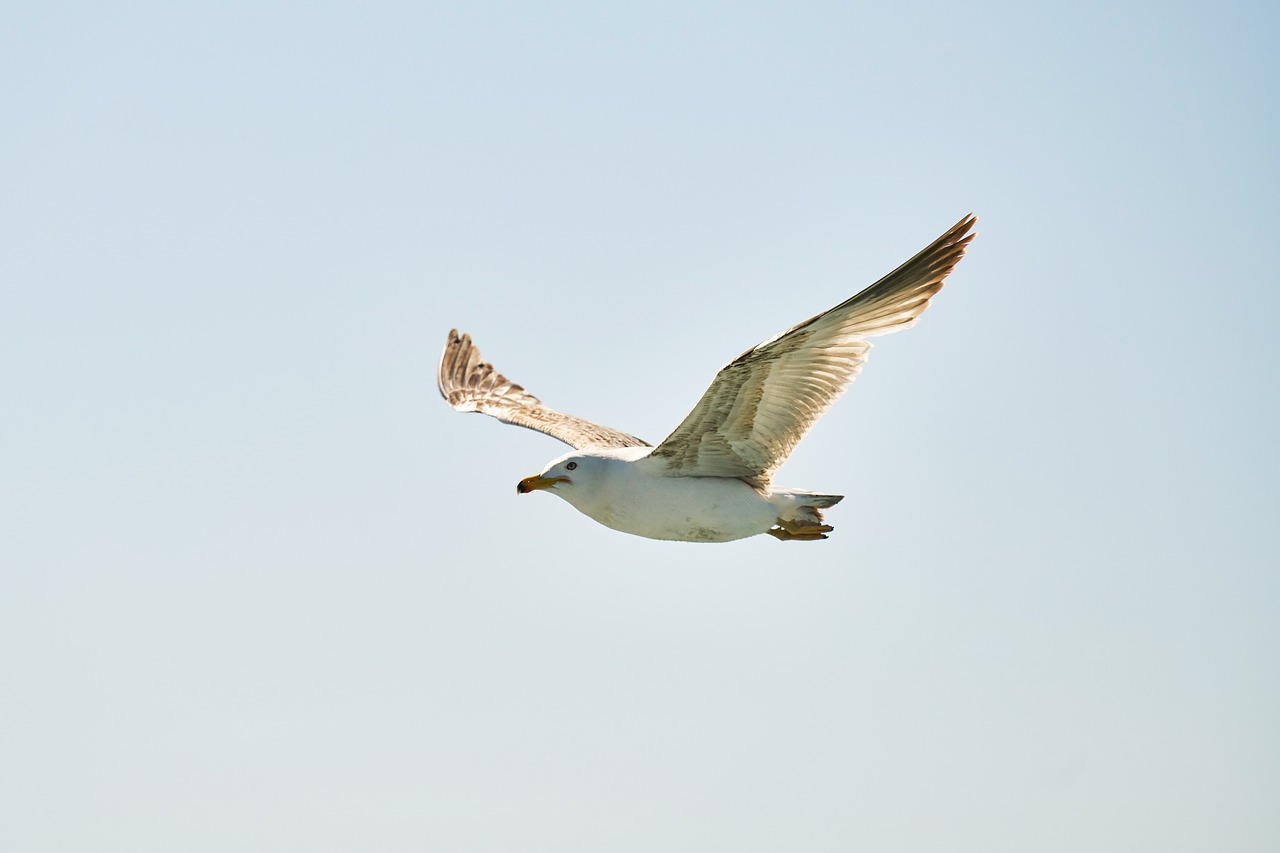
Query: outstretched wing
438 329 650 450
648 213 976 484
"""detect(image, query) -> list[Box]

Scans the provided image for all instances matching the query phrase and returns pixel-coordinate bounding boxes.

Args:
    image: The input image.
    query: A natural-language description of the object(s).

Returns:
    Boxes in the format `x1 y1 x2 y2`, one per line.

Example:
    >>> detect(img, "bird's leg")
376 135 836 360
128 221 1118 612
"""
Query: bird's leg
767 519 835 541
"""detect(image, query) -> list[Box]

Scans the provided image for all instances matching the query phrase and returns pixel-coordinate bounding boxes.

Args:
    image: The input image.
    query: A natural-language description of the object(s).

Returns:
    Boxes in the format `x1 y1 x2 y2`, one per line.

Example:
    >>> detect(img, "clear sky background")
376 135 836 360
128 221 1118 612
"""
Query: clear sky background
3 2 1278 851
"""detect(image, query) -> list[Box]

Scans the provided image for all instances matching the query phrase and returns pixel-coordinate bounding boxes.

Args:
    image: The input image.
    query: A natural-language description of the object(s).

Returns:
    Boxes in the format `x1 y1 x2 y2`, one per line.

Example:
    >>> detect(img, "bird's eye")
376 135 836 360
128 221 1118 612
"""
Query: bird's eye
566 461 577 471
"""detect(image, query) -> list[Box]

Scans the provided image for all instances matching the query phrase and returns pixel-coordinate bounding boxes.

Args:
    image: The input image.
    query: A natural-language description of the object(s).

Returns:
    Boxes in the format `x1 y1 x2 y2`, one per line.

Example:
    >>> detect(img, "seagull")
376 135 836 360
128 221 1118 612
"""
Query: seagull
438 214 976 542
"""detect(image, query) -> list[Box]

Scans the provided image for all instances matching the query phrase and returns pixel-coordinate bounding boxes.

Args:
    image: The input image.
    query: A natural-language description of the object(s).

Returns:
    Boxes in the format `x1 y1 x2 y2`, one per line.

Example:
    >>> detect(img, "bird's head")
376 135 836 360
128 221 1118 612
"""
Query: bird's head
516 451 602 497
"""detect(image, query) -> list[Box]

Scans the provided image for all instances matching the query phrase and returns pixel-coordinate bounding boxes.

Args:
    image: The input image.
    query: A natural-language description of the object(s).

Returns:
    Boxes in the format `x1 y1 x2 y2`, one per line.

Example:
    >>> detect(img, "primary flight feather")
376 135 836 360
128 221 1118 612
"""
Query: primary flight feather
438 213 976 542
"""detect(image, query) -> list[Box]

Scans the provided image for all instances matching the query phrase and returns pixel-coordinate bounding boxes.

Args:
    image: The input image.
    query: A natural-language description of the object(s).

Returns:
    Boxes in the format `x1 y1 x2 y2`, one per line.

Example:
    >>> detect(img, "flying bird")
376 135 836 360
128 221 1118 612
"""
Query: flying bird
438 214 976 542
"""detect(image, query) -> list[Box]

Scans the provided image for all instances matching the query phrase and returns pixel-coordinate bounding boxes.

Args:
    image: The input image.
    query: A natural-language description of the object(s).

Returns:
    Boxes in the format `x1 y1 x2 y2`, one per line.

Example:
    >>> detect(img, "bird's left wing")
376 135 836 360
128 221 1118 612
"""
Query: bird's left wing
438 329 650 450
648 213 976 485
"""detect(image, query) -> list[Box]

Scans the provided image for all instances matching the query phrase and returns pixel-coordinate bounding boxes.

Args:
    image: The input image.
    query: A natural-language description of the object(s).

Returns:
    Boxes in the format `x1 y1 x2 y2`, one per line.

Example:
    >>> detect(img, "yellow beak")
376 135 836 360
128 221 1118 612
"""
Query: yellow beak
516 474 569 495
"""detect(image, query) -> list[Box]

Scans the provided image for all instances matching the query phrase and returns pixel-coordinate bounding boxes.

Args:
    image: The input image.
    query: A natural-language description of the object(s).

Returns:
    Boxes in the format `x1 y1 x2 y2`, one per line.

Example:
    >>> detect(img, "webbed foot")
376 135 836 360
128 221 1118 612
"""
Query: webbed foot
767 519 835 541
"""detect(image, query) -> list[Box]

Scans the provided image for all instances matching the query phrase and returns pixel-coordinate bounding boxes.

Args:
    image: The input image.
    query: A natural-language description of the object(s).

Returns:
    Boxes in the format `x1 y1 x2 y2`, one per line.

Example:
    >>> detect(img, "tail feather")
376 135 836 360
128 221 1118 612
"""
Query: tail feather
769 489 844 524
796 492 843 509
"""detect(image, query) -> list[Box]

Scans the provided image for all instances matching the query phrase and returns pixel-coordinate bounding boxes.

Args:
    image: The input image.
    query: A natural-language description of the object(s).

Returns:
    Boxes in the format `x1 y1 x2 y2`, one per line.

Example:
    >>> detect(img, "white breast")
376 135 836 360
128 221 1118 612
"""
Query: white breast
555 451 776 542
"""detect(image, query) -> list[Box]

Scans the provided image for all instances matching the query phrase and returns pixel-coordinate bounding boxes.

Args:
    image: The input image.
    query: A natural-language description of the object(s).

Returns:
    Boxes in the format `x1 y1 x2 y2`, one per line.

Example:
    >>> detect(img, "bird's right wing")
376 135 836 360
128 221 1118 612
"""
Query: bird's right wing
438 329 651 450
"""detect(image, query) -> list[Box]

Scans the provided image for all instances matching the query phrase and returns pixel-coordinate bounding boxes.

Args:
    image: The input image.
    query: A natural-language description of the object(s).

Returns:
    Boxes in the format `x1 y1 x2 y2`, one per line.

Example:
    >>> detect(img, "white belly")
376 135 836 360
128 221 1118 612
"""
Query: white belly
560 464 776 542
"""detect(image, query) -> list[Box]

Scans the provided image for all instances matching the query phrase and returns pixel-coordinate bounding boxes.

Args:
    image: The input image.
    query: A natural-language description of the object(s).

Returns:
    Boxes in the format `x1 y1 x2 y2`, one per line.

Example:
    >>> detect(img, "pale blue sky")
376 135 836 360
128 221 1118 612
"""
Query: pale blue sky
3 2 1278 851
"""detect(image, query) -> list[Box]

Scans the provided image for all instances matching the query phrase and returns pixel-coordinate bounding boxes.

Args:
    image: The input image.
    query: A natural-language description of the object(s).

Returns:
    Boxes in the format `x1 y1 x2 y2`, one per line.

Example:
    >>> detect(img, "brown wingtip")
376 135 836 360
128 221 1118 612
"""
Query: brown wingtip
917 213 978 290
438 328 484 403
438 329 465 400
951 213 979 251
437 328 544 411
